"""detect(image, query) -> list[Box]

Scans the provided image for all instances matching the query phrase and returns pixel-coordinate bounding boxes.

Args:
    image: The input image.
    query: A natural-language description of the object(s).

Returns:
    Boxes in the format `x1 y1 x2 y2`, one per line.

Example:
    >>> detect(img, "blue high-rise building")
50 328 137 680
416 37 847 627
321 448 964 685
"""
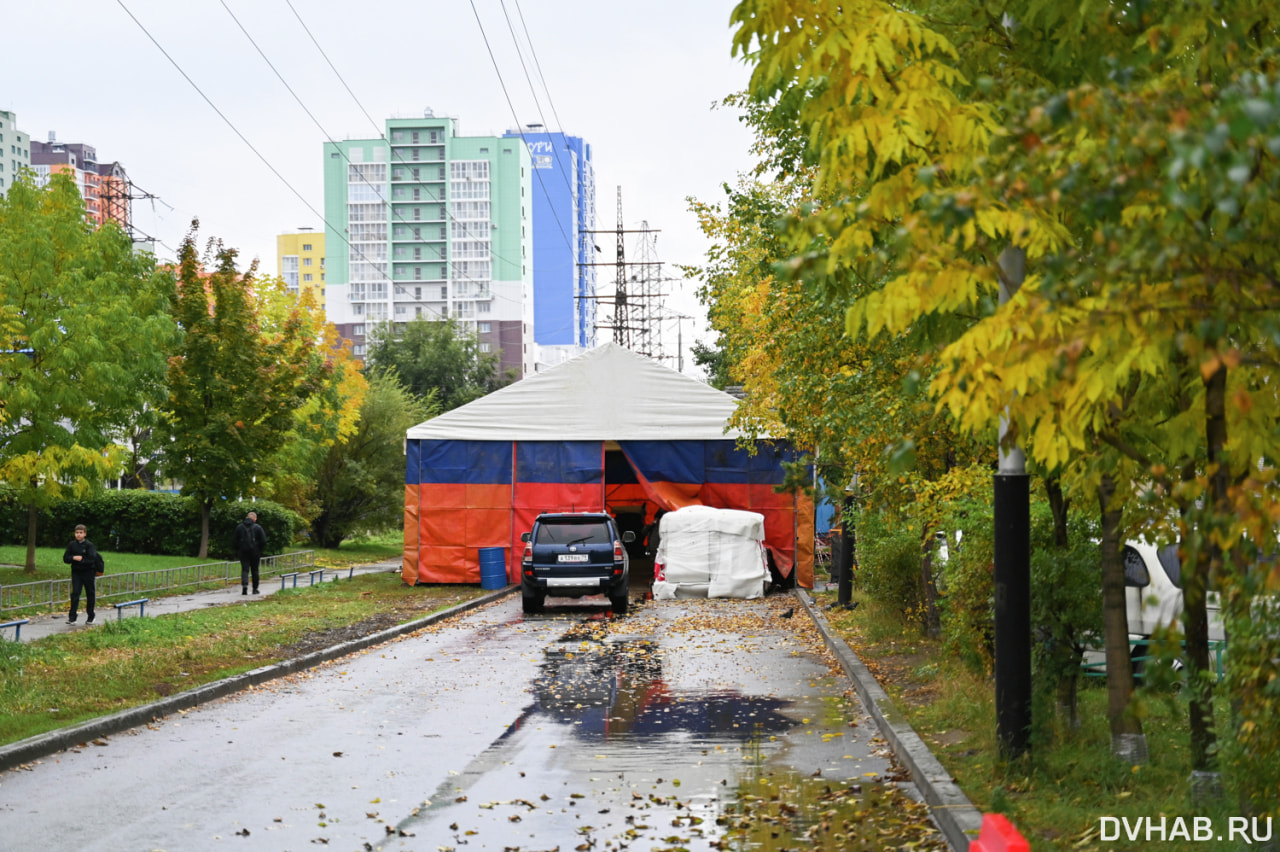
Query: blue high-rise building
504 126 596 368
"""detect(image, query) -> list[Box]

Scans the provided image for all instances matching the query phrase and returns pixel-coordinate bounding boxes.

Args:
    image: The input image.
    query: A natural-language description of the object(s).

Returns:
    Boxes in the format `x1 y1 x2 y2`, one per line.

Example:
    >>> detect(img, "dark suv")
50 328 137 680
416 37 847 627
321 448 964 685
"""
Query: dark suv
520 512 634 615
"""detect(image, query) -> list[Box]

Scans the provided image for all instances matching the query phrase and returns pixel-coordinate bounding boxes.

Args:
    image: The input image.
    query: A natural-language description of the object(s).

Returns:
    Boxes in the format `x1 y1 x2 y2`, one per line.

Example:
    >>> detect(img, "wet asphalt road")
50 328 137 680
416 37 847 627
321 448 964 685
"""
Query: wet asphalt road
0 593 904 851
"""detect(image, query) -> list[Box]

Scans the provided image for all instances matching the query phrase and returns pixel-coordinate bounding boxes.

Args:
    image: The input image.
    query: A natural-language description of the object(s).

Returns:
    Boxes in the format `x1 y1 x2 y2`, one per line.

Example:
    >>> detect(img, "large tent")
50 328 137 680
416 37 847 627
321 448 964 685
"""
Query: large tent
402 343 814 588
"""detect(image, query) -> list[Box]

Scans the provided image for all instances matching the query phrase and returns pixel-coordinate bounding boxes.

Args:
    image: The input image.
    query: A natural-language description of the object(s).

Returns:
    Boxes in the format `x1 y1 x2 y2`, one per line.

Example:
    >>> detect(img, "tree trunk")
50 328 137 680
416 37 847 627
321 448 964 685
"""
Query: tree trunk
1056 671 1080 730
1045 476 1081 728
199 499 212 559
920 527 941 639
1046 476 1070 549
24 502 38 574
1099 473 1147 762
1186 364 1224 777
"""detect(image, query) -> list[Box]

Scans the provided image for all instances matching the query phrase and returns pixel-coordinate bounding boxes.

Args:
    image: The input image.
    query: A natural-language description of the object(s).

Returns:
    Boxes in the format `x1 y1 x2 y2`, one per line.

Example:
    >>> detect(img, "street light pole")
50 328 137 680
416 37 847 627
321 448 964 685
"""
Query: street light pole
994 246 1032 759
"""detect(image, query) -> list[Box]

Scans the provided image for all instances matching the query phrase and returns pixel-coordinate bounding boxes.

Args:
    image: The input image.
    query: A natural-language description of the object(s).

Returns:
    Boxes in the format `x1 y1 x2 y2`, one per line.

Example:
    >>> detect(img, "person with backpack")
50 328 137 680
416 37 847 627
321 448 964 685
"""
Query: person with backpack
63 524 104 625
233 511 268 595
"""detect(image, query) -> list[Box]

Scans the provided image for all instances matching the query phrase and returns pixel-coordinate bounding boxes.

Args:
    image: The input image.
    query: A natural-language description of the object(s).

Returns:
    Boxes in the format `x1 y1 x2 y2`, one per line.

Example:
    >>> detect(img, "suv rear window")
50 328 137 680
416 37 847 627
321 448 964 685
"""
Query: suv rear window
535 521 612 545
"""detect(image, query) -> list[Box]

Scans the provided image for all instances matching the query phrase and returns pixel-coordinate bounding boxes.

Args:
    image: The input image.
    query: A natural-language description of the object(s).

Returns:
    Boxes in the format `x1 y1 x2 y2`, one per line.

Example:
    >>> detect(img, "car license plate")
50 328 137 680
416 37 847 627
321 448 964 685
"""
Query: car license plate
557 554 589 563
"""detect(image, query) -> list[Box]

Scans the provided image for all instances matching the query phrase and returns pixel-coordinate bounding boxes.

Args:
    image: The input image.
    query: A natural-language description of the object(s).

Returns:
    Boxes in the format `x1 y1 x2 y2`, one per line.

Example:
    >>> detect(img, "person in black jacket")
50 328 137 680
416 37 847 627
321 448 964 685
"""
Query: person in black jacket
63 524 103 625
233 511 268 595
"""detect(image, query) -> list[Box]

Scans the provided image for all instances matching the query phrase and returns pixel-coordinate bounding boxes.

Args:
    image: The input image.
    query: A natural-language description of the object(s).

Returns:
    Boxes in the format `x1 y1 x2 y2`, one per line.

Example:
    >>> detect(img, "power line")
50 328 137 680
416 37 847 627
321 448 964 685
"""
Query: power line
122 0 513 328
497 0 577 202
116 0 323 237
237 2 535 314
283 0 385 140
512 0 569 138
467 0 573 256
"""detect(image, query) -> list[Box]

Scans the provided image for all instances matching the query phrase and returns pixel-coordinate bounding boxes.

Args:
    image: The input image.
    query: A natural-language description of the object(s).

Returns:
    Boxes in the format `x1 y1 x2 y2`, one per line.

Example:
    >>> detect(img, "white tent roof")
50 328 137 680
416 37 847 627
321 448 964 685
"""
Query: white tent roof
406 342 747 441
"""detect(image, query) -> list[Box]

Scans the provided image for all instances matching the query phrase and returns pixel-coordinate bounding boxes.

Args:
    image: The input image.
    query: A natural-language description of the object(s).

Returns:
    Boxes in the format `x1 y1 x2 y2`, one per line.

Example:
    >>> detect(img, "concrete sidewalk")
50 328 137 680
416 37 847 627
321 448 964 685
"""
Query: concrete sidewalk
3 559 403 644
797 587 984 851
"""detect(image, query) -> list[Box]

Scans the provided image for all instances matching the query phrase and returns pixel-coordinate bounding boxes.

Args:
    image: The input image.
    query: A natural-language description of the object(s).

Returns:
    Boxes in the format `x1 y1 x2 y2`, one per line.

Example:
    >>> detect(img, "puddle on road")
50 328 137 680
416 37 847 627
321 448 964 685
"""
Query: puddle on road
375 618 939 851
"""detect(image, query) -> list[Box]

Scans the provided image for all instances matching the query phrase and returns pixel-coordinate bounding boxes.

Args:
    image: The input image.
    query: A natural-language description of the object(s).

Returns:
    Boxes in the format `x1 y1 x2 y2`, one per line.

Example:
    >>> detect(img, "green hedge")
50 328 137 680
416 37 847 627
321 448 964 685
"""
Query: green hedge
0 487 303 559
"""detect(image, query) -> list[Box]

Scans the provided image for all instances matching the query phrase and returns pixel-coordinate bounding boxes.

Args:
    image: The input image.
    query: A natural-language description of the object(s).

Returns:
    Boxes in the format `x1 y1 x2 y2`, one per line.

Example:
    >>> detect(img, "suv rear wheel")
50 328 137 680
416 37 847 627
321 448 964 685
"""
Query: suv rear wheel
609 591 629 615
522 589 545 614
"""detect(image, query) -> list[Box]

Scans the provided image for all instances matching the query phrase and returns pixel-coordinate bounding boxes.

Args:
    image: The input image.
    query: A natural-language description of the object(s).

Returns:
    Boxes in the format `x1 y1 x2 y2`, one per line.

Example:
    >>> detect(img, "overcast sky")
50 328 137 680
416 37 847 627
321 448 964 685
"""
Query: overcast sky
4 0 760 371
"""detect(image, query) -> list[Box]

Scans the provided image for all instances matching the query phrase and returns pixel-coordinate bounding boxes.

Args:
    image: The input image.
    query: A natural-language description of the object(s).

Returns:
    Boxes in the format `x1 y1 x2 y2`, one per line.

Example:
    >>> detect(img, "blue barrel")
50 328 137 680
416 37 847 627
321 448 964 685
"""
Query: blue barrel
478 547 508 590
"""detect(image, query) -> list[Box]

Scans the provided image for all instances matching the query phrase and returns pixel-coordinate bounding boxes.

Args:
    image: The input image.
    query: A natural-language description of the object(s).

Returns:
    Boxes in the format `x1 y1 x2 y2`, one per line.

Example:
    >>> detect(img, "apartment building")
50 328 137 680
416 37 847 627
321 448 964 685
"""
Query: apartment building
323 110 533 376
277 229 326 308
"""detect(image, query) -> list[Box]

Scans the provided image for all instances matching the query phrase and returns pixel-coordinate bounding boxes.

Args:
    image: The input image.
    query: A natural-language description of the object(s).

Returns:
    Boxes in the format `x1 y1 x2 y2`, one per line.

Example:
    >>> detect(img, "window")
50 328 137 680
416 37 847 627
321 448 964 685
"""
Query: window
479 342 491 353
302 243 312 251
413 247 421 260
321 274 325 281
353 325 365 336
478 302 491 314
413 188 420 200
440 286 447 299
415 286 422 299
304 274 312 282
413 227 421 239
413 207 420 220
412 131 419 143
412 168 420 180
303 257 312 266
414 267 421 280
412 149 419 161
479 322 491 333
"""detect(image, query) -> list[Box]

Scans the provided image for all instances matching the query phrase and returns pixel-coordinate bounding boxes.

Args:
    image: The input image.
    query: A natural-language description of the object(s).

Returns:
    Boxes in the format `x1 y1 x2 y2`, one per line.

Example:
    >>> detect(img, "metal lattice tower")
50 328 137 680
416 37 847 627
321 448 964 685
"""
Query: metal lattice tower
586 186 664 356
613 186 628 346
630 220 663 359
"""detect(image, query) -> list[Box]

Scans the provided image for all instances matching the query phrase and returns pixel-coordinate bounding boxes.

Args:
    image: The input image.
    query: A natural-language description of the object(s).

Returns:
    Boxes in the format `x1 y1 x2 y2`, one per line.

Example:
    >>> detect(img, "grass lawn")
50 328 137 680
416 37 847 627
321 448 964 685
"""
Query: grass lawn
812 589 1256 852
0 569 483 747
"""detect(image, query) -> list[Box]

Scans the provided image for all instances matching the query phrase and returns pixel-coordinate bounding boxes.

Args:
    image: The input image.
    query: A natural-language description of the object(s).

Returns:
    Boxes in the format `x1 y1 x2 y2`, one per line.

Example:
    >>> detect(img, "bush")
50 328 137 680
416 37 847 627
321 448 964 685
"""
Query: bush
934 497 996 673
0 489 304 558
853 508 925 615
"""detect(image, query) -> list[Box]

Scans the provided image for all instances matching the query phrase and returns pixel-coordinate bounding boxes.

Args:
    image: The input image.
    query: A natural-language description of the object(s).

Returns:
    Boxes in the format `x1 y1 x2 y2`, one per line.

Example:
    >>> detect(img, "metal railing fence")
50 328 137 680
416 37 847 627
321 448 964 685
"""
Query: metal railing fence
0 551 316 617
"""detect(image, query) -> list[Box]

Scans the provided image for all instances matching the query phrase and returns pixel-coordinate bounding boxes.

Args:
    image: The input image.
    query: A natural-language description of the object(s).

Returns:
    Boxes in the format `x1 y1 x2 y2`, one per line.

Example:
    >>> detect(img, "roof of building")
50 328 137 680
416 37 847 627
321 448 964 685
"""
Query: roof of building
406 342 746 441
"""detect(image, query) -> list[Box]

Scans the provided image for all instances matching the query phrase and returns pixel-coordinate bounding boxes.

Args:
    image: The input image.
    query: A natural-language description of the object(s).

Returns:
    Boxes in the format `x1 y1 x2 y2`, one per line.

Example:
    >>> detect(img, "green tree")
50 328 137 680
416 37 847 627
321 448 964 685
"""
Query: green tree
365 317 510 411
256 282 368 522
0 173 176 572
690 340 732 390
309 372 434 548
160 226 326 558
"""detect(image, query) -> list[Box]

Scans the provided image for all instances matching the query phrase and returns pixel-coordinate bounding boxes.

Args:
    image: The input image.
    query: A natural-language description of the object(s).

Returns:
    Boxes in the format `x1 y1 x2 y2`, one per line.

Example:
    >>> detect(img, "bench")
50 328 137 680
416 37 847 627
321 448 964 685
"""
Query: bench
0 618 29 641
113 598 150 621
280 566 354 590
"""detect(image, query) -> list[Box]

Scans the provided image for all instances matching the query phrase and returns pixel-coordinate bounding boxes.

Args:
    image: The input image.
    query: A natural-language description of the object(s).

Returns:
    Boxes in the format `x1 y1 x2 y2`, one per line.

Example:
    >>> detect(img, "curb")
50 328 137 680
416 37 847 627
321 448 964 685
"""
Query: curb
797 588 983 852
0 584 518 774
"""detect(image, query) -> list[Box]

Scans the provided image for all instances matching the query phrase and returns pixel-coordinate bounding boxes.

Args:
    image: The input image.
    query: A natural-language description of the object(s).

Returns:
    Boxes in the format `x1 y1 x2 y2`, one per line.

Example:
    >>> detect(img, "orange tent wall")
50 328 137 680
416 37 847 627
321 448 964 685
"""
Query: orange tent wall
403 439 814 588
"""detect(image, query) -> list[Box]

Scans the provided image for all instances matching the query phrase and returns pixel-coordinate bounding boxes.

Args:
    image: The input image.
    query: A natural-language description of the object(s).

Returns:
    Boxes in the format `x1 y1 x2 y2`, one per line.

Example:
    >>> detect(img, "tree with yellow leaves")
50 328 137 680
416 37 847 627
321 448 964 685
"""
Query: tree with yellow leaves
729 0 1280 803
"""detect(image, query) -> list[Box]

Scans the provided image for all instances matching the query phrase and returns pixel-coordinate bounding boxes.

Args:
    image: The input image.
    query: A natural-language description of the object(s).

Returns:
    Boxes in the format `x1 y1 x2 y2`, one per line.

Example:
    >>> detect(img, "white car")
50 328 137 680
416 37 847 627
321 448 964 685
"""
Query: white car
1122 540 1224 645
